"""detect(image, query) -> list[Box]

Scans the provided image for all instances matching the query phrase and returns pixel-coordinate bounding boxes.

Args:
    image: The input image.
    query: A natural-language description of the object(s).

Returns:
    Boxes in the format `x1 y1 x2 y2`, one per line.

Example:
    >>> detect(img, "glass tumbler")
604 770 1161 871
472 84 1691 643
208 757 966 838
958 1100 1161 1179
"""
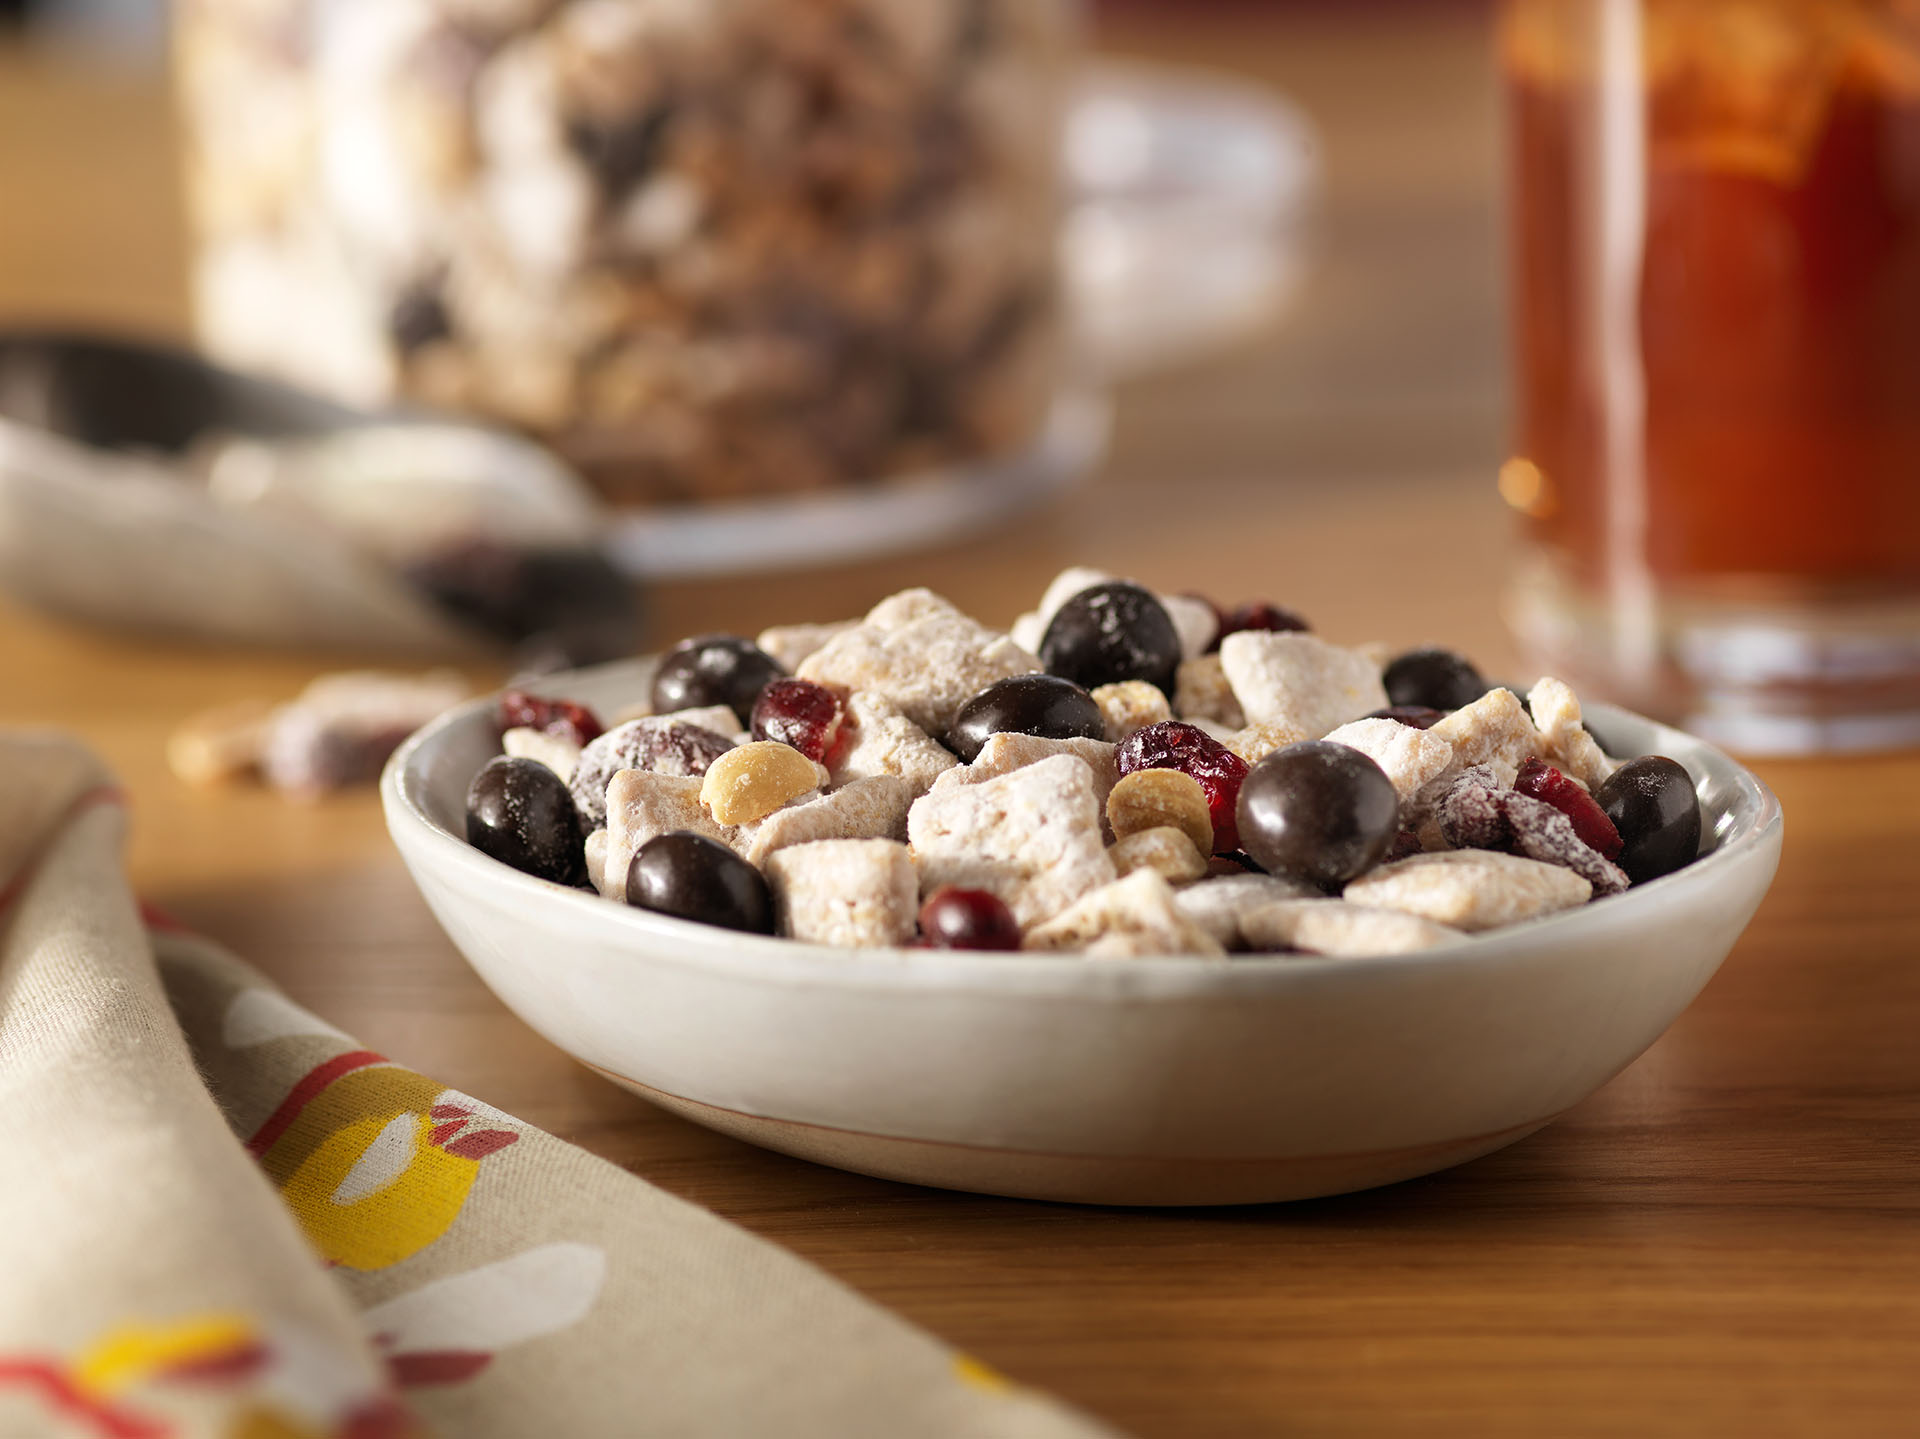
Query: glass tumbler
1501 0 1920 753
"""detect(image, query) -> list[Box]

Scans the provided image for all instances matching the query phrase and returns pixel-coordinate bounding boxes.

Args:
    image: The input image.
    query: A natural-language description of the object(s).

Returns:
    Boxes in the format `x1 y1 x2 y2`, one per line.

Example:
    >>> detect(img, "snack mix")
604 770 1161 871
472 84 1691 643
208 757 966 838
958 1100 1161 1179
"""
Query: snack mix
464 571 1706 956
176 0 1070 506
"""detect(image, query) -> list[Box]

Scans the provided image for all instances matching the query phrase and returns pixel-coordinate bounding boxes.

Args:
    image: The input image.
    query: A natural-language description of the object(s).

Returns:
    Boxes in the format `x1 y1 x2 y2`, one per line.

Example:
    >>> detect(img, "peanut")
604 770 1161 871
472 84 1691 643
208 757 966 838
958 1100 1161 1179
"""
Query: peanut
1106 767 1213 856
1110 826 1209 885
699 741 828 825
1090 680 1172 743
1228 721 1310 766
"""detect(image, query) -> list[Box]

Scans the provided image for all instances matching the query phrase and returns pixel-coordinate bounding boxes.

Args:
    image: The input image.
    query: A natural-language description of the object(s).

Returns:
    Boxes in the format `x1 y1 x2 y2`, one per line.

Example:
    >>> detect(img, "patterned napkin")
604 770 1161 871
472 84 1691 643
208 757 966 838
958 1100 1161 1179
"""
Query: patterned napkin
0 734 1119 1439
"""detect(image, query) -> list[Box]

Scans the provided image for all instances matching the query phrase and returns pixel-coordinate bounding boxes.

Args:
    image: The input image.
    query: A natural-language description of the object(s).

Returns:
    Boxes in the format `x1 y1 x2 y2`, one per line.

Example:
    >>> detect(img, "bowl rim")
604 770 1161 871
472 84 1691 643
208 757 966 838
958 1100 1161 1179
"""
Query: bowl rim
381 663 1784 999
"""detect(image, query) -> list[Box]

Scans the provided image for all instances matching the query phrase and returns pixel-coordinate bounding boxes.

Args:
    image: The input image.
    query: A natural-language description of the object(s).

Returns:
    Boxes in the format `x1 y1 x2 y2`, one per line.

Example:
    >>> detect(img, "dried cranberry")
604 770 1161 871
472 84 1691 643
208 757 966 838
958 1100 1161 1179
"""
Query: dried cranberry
1214 601 1311 648
1235 742 1399 886
1516 757 1624 860
498 689 604 746
918 886 1021 951
751 679 845 763
1115 720 1250 854
1364 705 1447 730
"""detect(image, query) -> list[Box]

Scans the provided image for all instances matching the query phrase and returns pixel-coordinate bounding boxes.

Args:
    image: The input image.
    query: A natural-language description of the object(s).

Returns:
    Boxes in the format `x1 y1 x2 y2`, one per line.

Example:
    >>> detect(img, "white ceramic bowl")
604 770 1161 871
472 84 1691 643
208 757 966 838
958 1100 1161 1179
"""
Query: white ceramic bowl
383 660 1782 1206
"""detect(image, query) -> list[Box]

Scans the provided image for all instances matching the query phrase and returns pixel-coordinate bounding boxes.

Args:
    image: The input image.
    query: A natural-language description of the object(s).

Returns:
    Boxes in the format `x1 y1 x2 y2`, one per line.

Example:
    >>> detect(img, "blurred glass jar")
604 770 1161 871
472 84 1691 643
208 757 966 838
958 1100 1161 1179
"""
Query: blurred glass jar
173 0 1071 508
1501 0 1920 754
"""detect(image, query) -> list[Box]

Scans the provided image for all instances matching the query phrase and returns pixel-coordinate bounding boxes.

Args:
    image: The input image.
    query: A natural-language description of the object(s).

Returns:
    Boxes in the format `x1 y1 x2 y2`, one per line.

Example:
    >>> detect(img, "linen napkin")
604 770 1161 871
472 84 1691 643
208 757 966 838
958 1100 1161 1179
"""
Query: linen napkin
0 733 1119 1439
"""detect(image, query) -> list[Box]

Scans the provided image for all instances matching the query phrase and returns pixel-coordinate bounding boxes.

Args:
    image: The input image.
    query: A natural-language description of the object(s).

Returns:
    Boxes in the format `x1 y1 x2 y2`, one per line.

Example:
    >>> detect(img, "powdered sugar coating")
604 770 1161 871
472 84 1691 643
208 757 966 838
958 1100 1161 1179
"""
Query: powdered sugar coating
601 771 735 903
798 592 1041 734
1023 870 1224 957
1218 631 1387 739
765 839 919 948
1427 688 1539 789
570 717 736 828
1173 873 1324 950
1323 717 1456 801
827 691 959 801
1343 850 1591 931
1240 898 1467 956
1527 677 1619 791
908 754 1115 929
735 776 912 869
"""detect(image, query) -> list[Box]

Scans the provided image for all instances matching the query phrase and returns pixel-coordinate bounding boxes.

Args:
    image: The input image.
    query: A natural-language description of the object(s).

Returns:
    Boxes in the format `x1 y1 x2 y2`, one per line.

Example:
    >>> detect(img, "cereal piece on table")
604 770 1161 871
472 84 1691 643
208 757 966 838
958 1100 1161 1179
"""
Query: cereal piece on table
755 621 857 673
828 691 958 800
1527 676 1619 791
1322 717 1455 801
1174 655 1246 729
1436 768 1629 896
1173 872 1325 950
737 775 911 868
929 733 1120 816
1226 719 1313 766
798 592 1040 735
570 717 736 828
1023 870 1224 957
502 725 583 784
1218 632 1387 739
765 840 919 948
700 742 832 825
262 670 470 796
1161 594 1219 661
1091 681 1172 744
1109 826 1210 885
1107 768 1213 856
167 698 275 785
583 828 613 898
908 754 1116 930
1428 687 1539 788
603 771 734 903
1240 898 1467 956
1342 850 1591 931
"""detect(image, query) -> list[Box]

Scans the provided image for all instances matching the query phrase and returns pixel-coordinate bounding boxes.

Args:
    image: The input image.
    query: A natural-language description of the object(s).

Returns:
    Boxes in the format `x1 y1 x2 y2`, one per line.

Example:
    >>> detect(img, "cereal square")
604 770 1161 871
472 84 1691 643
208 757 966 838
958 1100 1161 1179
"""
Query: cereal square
736 775 912 868
1428 687 1539 788
1172 872 1324 949
1342 850 1591 931
907 754 1115 929
1239 898 1466 956
1023 870 1225 957
828 691 959 800
799 590 1040 734
765 839 919 948
603 771 734 902
1322 717 1456 801
1218 631 1387 738
1527 677 1619 791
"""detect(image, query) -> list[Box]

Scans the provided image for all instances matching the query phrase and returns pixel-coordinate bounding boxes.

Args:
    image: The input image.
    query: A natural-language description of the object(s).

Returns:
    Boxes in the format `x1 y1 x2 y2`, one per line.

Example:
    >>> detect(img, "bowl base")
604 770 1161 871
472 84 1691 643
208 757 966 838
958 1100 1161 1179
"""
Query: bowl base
597 1067 1559 1206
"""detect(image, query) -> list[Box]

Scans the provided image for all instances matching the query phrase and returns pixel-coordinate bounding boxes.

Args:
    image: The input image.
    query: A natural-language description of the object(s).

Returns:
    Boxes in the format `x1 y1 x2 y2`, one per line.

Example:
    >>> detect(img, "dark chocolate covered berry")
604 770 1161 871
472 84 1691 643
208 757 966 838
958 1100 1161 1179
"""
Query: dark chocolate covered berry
1382 647 1489 712
1039 582 1182 695
649 635 785 723
1235 741 1399 886
466 756 586 885
626 831 775 935
946 675 1105 764
1595 756 1700 883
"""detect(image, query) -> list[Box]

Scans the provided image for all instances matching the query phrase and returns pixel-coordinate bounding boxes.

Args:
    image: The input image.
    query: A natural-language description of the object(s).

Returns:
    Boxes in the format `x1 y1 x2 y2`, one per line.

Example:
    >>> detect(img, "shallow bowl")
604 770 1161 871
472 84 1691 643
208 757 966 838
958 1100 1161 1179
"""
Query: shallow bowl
382 659 1782 1205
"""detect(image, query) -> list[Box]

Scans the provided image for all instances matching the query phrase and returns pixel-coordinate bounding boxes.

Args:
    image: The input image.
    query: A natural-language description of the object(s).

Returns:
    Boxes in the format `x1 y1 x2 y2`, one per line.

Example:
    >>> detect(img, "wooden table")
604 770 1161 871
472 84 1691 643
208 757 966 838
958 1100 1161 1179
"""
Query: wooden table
4 11 1919 1437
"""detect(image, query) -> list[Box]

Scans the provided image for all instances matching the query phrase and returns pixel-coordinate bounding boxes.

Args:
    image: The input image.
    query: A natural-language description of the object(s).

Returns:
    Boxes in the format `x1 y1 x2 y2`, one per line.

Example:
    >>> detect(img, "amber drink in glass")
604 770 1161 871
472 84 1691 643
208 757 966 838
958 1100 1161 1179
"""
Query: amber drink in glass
1503 0 1920 752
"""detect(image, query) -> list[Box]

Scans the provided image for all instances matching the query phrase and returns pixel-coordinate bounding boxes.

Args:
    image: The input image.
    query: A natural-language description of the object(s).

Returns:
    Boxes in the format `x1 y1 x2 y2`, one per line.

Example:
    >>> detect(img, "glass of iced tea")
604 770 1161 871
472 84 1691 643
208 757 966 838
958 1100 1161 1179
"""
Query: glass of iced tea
1502 0 1920 753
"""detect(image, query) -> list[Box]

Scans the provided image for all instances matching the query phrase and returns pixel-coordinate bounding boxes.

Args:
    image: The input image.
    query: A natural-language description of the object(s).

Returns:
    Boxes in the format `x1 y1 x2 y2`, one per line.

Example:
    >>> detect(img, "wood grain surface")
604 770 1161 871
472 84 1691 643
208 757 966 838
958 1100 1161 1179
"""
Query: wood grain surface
4 11 1918 1437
